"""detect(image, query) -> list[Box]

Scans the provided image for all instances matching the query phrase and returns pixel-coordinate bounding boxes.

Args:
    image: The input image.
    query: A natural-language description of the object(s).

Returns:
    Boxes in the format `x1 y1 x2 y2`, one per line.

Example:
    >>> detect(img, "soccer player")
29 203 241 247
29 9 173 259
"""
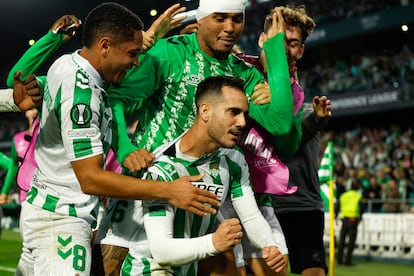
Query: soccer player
15 3 218 275
96 1 296 272
122 76 286 275
271 6 331 276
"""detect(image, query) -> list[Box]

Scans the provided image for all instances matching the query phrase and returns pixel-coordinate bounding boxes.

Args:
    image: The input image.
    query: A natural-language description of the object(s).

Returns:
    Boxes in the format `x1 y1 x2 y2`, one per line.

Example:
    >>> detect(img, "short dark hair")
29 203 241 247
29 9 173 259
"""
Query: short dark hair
82 2 144 48
195 76 245 108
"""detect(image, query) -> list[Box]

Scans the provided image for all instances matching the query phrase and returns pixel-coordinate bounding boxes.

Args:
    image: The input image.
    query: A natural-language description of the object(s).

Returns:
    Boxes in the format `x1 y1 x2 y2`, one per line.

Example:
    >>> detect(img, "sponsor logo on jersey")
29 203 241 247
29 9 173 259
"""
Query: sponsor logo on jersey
192 182 225 200
188 74 202 86
67 128 97 139
71 103 92 126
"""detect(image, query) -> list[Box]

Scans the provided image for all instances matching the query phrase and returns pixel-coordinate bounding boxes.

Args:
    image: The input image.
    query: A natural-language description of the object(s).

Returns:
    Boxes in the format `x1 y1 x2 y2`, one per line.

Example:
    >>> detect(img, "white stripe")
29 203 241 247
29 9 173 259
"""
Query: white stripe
0 266 16 272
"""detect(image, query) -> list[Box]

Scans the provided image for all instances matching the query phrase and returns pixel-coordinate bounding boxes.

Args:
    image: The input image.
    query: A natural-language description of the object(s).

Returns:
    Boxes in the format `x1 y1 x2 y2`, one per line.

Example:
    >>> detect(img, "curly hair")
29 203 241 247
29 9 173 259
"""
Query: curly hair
264 5 316 43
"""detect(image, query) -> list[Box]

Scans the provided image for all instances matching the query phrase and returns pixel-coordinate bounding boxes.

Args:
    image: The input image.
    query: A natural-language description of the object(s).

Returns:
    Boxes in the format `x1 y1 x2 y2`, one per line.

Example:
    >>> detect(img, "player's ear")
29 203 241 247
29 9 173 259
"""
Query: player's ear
297 44 305 60
199 103 211 122
258 32 267 49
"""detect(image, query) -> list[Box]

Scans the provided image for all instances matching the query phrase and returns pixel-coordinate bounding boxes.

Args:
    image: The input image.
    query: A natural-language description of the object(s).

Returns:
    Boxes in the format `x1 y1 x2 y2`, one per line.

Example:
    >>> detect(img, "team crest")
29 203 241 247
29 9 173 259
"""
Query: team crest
188 74 202 86
210 163 220 178
71 103 92 126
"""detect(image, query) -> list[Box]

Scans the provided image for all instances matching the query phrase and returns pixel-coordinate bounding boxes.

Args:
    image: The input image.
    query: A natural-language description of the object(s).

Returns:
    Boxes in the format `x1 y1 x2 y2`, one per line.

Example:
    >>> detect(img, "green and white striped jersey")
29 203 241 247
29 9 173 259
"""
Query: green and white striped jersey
26 51 113 225
125 139 254 276
109 32 293 164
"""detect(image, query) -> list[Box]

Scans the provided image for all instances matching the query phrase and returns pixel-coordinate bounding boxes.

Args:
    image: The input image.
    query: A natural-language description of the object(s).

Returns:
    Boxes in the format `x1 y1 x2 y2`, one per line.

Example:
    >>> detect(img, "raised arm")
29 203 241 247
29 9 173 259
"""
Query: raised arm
142 3 187 52
6 15 81 88
0 152 16 205
246 23 293 135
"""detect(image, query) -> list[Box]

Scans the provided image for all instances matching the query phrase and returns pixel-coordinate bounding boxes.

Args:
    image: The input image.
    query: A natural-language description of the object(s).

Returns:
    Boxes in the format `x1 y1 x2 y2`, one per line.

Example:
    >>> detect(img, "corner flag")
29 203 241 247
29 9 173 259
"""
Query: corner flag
318 140 336 276
319 141 335 209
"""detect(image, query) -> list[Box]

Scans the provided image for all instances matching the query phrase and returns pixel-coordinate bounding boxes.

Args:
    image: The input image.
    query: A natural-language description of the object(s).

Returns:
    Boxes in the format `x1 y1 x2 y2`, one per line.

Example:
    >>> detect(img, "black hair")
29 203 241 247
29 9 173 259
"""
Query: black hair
195 76 245 108
82 2 144 48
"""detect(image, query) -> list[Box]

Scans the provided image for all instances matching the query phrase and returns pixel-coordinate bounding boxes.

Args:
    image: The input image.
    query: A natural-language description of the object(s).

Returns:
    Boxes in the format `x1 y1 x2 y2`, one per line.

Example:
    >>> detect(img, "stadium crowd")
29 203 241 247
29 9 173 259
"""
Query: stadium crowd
300 44 414 96
325 122 414 213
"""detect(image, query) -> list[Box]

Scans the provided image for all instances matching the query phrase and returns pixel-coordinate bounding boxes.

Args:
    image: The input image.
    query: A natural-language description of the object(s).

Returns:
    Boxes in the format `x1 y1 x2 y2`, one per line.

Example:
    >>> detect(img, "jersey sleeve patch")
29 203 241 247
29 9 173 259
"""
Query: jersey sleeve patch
67 128 97 139
70 103 92 126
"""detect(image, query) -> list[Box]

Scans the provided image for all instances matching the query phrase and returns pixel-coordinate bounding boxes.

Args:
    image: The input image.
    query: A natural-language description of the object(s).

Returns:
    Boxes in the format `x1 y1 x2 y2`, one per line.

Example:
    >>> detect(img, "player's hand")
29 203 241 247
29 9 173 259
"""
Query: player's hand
0 194 8 205
262 246 286 272
123 148 155 173
142 3 187 52
312 95 332 119
212 218 243 252
251 83 270 105
13 71 42 111
51 15 82 40
167 174 220 216
267 7 285 39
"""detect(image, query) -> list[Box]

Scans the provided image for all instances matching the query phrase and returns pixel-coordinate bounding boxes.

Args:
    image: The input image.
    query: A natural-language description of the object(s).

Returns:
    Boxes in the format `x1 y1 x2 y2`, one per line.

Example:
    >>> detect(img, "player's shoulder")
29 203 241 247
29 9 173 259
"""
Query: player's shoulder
218 145 245 160
155 33 194 51
231 53 258 69
149 33 194 62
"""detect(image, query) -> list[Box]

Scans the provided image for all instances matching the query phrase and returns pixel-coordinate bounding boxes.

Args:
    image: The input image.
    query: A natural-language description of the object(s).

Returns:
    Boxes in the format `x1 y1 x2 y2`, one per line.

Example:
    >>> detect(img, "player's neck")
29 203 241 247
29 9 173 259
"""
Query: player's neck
259 51 267 73
180 126 220 158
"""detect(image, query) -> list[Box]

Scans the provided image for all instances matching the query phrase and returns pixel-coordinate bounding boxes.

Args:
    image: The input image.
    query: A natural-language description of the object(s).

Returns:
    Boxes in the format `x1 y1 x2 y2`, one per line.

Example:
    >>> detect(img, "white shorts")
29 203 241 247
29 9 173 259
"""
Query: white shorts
94 199 143 249
16 201 92 276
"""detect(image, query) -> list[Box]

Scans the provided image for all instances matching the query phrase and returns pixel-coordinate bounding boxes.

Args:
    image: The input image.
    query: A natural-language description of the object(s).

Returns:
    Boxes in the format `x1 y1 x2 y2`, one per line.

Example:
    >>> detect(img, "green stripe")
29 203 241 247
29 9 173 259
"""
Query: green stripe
256 194 273 207
172 266 180 275
149 205 166 216
122 253 133 275
55 85 62 125
141 257 152 276
207 213 217 232
191 214 203 238
174 209 186 238
73 139 93 158
186 166 203 237
43 194 59 212
73 72 93 158
188 263 196 276
153 162 176 182
226 157 244 197
69 203 77 217
26 186 38 204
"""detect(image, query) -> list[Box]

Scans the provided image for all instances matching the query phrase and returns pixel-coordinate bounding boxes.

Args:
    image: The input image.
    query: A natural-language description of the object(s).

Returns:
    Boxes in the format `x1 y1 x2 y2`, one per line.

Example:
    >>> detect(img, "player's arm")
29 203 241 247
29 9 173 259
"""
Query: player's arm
232 195 286 272
231 151 287 272
142 3 187 52
273 108 303 157
0 151 17 205
249 82 302 156
246 10 293 136
108 42 171 168
6 15 81 88
143 202 241 266
72 155 218 216
0 89 19 112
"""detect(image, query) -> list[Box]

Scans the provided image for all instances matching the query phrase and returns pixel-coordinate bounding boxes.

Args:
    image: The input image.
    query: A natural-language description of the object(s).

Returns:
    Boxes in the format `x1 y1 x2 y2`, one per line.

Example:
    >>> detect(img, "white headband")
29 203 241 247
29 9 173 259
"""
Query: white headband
196 0 246 20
